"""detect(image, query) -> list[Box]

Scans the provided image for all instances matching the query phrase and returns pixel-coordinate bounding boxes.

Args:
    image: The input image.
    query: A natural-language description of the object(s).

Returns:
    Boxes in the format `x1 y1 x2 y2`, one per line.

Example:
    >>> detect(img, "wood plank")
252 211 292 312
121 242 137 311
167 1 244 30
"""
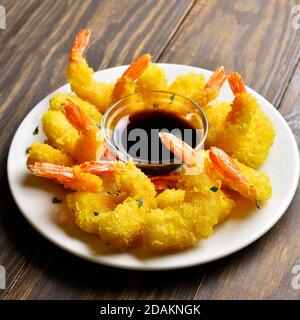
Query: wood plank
0 0 198 299
159 0 300 109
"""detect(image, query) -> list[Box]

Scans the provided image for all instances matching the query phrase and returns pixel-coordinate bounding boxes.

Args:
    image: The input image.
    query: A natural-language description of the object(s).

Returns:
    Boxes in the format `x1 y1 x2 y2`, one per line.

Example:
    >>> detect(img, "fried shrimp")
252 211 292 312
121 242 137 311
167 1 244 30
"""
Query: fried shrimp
42 109 79 156
169 72 206 99
136 63 168 92
157 132 271 202
66 29 114 113
26 143 73 166
112 54 152 101
50 93 102 126
63 101 104 163
194 66 227 108
28 162 103 192
214 72 275 169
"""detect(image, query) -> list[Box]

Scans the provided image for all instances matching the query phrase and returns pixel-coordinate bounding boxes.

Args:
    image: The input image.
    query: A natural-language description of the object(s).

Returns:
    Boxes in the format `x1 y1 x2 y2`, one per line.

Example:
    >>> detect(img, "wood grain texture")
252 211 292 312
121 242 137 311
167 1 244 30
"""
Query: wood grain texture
159 0 300 109
1 0 300 300
0 0 197 299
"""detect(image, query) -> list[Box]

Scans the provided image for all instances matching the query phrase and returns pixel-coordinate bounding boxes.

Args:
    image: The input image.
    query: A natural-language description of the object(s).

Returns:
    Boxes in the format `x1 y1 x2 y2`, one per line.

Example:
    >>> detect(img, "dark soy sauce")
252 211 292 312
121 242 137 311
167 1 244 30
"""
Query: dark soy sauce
114 109 198 163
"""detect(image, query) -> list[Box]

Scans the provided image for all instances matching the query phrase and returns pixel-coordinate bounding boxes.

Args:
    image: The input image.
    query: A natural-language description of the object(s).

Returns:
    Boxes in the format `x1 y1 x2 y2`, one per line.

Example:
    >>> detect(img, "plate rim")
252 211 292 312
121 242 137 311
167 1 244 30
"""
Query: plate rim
7 63 300 271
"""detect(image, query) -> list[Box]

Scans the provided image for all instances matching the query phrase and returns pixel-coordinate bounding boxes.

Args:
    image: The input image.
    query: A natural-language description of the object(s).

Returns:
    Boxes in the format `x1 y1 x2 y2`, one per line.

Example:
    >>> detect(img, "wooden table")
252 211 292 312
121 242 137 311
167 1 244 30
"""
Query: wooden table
0 0 299 300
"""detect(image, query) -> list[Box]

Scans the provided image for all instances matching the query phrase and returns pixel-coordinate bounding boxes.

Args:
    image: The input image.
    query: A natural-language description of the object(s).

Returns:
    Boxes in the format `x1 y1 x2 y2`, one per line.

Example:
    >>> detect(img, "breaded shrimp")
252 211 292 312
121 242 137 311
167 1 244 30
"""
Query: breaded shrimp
193 66 227 108
136 63 168 92
66 192 126 233
63 101 104 163
50 93 102 125
28 162 104 192
169 72 206 99
214 72 275 169
112 54 152 101
66 29 114 113
157 132 272 203
26 143 73 166
42 109 79 156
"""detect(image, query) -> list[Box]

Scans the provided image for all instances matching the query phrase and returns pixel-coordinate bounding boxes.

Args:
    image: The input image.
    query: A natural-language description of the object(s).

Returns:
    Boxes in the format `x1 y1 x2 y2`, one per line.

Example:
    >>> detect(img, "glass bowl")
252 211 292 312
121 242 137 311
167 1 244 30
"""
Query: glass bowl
101 90 208 175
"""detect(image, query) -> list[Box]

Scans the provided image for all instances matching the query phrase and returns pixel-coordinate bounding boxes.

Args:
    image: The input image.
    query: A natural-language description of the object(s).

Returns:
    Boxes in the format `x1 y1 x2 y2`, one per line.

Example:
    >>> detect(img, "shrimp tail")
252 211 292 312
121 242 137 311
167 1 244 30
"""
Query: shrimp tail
209 147 256 201
228 72 246 95
70 29 91 62
29 162 75 183
205 66 227 90
63 101 94 131
79 161 119 175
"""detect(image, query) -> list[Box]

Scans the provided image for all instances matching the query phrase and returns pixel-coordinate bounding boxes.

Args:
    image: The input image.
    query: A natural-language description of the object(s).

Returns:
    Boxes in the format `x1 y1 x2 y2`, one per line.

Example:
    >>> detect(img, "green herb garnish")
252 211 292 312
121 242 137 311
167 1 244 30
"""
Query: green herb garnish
33 126 39 135
210 186 218 192
107 191 120 195
25 147 31 154
256 201 261 209
153 103 159 109
97 123 102 129
137 198 143 208
169 93 176 103
52 197 62 204
93 212 99 216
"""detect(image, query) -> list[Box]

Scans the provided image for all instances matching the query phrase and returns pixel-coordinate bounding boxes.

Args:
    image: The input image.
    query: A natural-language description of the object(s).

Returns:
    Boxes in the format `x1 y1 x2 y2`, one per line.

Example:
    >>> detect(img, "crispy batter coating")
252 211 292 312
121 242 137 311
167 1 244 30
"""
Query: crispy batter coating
42 110 79 156
26 143 73 166
114 161 157 208
236 160 272 202
204 100 231 148
136 64 168 92
169 72 206 99
50 93 102 125
66 58 114 113
98 198 145 249
143 173 234 251
156 189 185 209
214 93 275 169
66 192 125 233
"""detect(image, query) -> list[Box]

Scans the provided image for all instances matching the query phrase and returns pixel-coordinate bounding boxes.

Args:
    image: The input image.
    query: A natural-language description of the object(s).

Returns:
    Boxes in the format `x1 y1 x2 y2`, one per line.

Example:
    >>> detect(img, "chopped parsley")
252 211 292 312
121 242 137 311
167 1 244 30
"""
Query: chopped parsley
25 147 31 154
256 200 261 210
93 212 100 216
97 123 102 129
153 103 159 109
136 198 143 208
107 191 120 196
33 126 39 135
52 197 62 204
210 186 218 192
169 93 176 103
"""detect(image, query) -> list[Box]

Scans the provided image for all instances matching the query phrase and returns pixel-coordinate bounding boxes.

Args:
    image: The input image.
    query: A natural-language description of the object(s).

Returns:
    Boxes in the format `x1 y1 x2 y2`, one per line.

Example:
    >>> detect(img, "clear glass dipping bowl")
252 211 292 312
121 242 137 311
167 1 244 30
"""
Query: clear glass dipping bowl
101 90 208 175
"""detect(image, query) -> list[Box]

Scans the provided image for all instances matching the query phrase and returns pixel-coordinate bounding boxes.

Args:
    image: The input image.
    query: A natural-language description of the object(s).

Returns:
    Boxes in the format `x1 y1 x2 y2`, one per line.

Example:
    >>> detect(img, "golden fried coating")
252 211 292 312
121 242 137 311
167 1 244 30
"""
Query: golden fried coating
98 198 145 249
26 143 73 166
169 72 206 99
204 100 231 148
66 58 114 113
143 172 234 251
156 189 185 209
42 110 79 156
214 93 275 169
66 192 125 233
236 160 272 202
136 64 168 92
229 108 275 169
114 160 157 208
50 93 102 125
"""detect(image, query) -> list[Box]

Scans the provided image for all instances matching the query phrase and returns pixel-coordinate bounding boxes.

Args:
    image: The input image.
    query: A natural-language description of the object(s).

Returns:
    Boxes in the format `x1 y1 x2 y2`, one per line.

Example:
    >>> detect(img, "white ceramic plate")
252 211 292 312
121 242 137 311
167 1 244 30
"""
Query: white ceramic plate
7 64 300 270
